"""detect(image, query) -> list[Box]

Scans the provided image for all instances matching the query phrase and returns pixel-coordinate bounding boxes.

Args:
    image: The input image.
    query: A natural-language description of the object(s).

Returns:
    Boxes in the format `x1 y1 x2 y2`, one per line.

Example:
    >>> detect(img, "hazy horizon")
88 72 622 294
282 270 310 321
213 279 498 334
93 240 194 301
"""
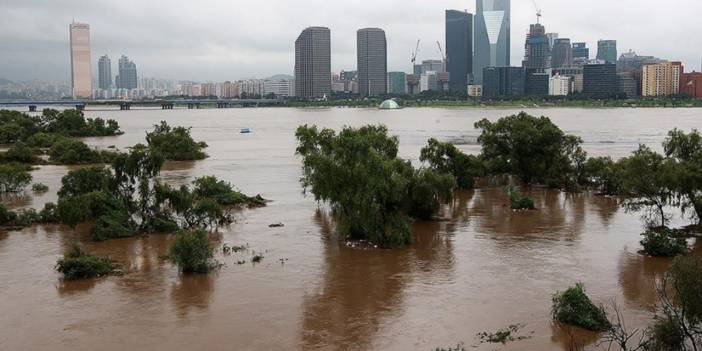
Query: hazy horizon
1 0 701 82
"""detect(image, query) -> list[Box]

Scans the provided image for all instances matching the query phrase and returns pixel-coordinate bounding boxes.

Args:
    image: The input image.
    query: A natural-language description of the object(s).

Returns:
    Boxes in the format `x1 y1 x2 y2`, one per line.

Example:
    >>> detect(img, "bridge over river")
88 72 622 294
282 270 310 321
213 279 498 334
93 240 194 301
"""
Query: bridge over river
0 98 286 111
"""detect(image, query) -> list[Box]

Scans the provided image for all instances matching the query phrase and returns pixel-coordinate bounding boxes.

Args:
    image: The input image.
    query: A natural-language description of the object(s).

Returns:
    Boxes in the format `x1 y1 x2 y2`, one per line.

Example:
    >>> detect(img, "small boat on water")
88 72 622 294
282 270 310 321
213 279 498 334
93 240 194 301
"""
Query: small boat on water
240 128 251 134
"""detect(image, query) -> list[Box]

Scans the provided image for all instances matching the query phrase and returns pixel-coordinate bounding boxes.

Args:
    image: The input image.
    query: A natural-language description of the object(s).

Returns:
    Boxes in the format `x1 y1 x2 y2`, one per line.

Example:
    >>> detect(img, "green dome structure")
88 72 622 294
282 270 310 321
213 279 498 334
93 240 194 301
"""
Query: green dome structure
378 99 401 110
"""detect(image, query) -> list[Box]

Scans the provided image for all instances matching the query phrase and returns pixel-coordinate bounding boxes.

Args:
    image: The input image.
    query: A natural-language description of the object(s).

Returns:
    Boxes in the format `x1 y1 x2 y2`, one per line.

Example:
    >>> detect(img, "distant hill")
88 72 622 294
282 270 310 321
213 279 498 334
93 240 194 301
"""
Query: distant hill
266 74 294 81
0 78 12 85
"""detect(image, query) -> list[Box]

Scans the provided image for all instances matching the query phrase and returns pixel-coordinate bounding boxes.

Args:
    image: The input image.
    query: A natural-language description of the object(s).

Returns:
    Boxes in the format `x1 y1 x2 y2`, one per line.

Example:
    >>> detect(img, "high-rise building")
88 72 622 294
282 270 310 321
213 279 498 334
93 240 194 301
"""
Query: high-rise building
482 66 525 98
596 40 617 64
445 10 473 92
295 27 332 98
116 55 138 90
523 23 550 71
526 70 550 96
546 33 559 49
617 72 638 98
421 60 445 74
357 28 387 96
473 0 510 84
69 22 92 98
572 42 589 61
387 72 407 94
641 61 683 96
551 38 573 68
583 63 618 98
549 75 572 96
97 55 112 91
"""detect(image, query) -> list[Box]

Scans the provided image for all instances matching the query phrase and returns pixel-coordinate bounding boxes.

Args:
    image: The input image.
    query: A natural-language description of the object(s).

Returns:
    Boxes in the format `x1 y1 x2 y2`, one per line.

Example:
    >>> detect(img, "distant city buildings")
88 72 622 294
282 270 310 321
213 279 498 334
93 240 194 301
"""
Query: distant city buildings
523 23 551 71
641 61 682 96
583 63 618 98
473 0 511 84
98 55 112 90
681 72 702 99
551 38 573 68
445 10 473 92
596 40 618 64
549 74 571 96
116 55 138 90
572 42 589 61
387 72 407 94
69 21 92 98
482 66 525 98
295 27 331 98
357 28 387 96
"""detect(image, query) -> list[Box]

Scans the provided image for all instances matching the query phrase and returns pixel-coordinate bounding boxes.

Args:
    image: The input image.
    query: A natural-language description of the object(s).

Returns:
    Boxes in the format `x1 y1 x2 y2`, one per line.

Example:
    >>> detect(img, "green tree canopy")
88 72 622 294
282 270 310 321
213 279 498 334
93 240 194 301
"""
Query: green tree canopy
295 124 454 247
145 121 208 161
664 129 702 224
420 138 484 189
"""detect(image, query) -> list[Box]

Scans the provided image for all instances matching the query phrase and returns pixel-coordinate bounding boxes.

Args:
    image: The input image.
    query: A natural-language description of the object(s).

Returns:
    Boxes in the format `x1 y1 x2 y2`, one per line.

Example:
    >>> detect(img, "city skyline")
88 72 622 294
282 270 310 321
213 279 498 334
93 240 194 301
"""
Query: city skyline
1 0 701 82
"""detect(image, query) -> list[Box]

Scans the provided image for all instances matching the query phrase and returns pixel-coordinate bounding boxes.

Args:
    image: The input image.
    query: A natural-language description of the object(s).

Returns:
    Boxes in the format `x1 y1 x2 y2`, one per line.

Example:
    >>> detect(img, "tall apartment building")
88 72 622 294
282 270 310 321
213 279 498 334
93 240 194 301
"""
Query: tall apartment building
641 61 682 96
295 27 331 98
357 28 387 96
549 75 572 96
473 0 510 84
445 10 473 92
97 55 112 90
69 22 92 98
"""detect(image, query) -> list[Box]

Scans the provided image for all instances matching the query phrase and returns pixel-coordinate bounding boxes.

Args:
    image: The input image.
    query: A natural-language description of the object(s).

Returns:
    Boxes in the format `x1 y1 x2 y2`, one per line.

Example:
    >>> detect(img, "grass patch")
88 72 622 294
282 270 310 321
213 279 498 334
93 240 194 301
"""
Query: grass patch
477 324 531 344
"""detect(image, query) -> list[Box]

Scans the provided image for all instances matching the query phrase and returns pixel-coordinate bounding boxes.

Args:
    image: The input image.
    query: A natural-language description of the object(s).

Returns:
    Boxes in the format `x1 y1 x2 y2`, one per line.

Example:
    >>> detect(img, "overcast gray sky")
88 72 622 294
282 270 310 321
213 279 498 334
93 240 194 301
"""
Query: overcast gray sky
1 0 700 82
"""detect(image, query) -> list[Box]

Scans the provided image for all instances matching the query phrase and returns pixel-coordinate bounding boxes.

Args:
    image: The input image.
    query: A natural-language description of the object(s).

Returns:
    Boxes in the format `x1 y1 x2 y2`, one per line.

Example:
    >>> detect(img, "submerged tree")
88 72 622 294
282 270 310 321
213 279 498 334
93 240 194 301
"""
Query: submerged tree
145 121 208 161
664 129 702 224
620 145 675 228
0 163 32 193
420 138 484 189
295 124 454 248
474 112 586 188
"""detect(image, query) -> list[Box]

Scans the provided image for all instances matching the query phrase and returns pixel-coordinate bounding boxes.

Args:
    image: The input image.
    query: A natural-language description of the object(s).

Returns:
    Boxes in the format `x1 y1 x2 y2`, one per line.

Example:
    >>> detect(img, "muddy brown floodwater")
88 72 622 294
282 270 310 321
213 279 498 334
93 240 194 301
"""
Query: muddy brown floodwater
1 107 701 351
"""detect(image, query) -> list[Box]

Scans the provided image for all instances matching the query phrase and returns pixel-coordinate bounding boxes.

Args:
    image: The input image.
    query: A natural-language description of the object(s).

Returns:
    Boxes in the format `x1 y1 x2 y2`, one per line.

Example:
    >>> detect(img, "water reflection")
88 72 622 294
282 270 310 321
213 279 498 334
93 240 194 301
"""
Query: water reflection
302 207 459 350
170 273 216 318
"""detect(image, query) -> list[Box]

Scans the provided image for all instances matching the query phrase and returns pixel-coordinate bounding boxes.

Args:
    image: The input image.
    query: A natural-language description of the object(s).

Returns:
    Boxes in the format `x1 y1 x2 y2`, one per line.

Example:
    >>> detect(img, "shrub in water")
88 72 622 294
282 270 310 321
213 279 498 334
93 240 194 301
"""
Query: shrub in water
507 186 535 210
647 317 685 351
640 228 688 257
167 229 216 273
32 183 49 193
0 163 32 193
55 244 115 280
552 282 611 331
0 204 17 225
14 209 41 227
39 202 59 223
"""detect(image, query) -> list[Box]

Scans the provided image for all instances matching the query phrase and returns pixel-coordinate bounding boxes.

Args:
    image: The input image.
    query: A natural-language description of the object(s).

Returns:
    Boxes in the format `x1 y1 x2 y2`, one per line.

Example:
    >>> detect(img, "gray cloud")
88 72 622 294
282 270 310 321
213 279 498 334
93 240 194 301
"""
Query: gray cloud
1 0 701 82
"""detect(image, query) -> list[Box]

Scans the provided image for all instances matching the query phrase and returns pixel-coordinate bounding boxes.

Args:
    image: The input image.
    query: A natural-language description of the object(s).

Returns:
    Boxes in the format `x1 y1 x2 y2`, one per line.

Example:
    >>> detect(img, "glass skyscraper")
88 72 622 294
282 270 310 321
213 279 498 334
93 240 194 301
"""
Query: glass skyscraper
596 40 618 64
98 55 112 90
116 55 138 90
445 10 473 92
473 0 510 84
295 27 331 98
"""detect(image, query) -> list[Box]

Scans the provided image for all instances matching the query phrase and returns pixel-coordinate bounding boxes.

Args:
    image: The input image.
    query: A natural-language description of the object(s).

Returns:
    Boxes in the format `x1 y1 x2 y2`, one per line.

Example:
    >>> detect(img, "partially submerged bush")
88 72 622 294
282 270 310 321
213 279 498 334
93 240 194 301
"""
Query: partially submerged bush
167 229 216 273
2 143 40 164
14 208 41 227
39 202 59 223
552 283 611 331
32 183 49 193
49 138 115 165
508 186 535 210
647 317 685 351
55 244 116 280
146 121 208 161
640 228 688 257
0 163 32 193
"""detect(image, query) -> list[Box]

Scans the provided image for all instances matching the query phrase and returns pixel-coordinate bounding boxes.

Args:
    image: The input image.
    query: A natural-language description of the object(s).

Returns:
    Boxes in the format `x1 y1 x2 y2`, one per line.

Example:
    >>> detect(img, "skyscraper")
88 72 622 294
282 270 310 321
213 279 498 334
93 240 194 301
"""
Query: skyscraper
69 22 92 98
445 10 473 92
572 42 589 61
583 63 618 98
482 66 525 98
387 72 407 94
474 0 510 84
295 27 331 98
98 55 112 90
116 55 137 90
597 40 617 64
523 23 550 71
551 38 573 68
357 28 387 97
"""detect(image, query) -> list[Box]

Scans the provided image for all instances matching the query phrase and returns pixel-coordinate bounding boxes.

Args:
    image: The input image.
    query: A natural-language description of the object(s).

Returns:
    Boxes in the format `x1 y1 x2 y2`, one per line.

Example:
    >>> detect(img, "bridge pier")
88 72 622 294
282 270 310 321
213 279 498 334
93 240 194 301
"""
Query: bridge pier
28 105 37 112
119 103 131 111
161 103 174 110
187 103 194 109
75 104 85 111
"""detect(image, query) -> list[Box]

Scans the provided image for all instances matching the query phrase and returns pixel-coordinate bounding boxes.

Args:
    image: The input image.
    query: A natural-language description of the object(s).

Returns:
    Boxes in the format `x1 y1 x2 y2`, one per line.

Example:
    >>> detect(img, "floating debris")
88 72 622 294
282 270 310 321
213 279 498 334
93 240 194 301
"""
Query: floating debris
269 222 284 228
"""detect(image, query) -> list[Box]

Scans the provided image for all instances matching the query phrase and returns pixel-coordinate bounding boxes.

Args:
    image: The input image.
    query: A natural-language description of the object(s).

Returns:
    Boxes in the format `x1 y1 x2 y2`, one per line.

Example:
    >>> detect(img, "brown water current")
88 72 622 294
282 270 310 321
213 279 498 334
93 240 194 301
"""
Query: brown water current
1 107 701 350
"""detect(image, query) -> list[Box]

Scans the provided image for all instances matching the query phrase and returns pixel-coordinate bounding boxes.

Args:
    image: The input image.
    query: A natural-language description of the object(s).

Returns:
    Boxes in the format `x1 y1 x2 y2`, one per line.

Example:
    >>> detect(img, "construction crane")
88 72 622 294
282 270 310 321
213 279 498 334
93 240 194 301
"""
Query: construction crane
410 39 421 73
436 41 447 68
531 0 542 23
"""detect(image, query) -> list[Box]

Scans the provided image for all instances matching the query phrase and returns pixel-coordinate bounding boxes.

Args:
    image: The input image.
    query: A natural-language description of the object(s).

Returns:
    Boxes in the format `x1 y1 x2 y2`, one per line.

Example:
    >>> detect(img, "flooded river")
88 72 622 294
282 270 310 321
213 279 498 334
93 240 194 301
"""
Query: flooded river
1 107 701 350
